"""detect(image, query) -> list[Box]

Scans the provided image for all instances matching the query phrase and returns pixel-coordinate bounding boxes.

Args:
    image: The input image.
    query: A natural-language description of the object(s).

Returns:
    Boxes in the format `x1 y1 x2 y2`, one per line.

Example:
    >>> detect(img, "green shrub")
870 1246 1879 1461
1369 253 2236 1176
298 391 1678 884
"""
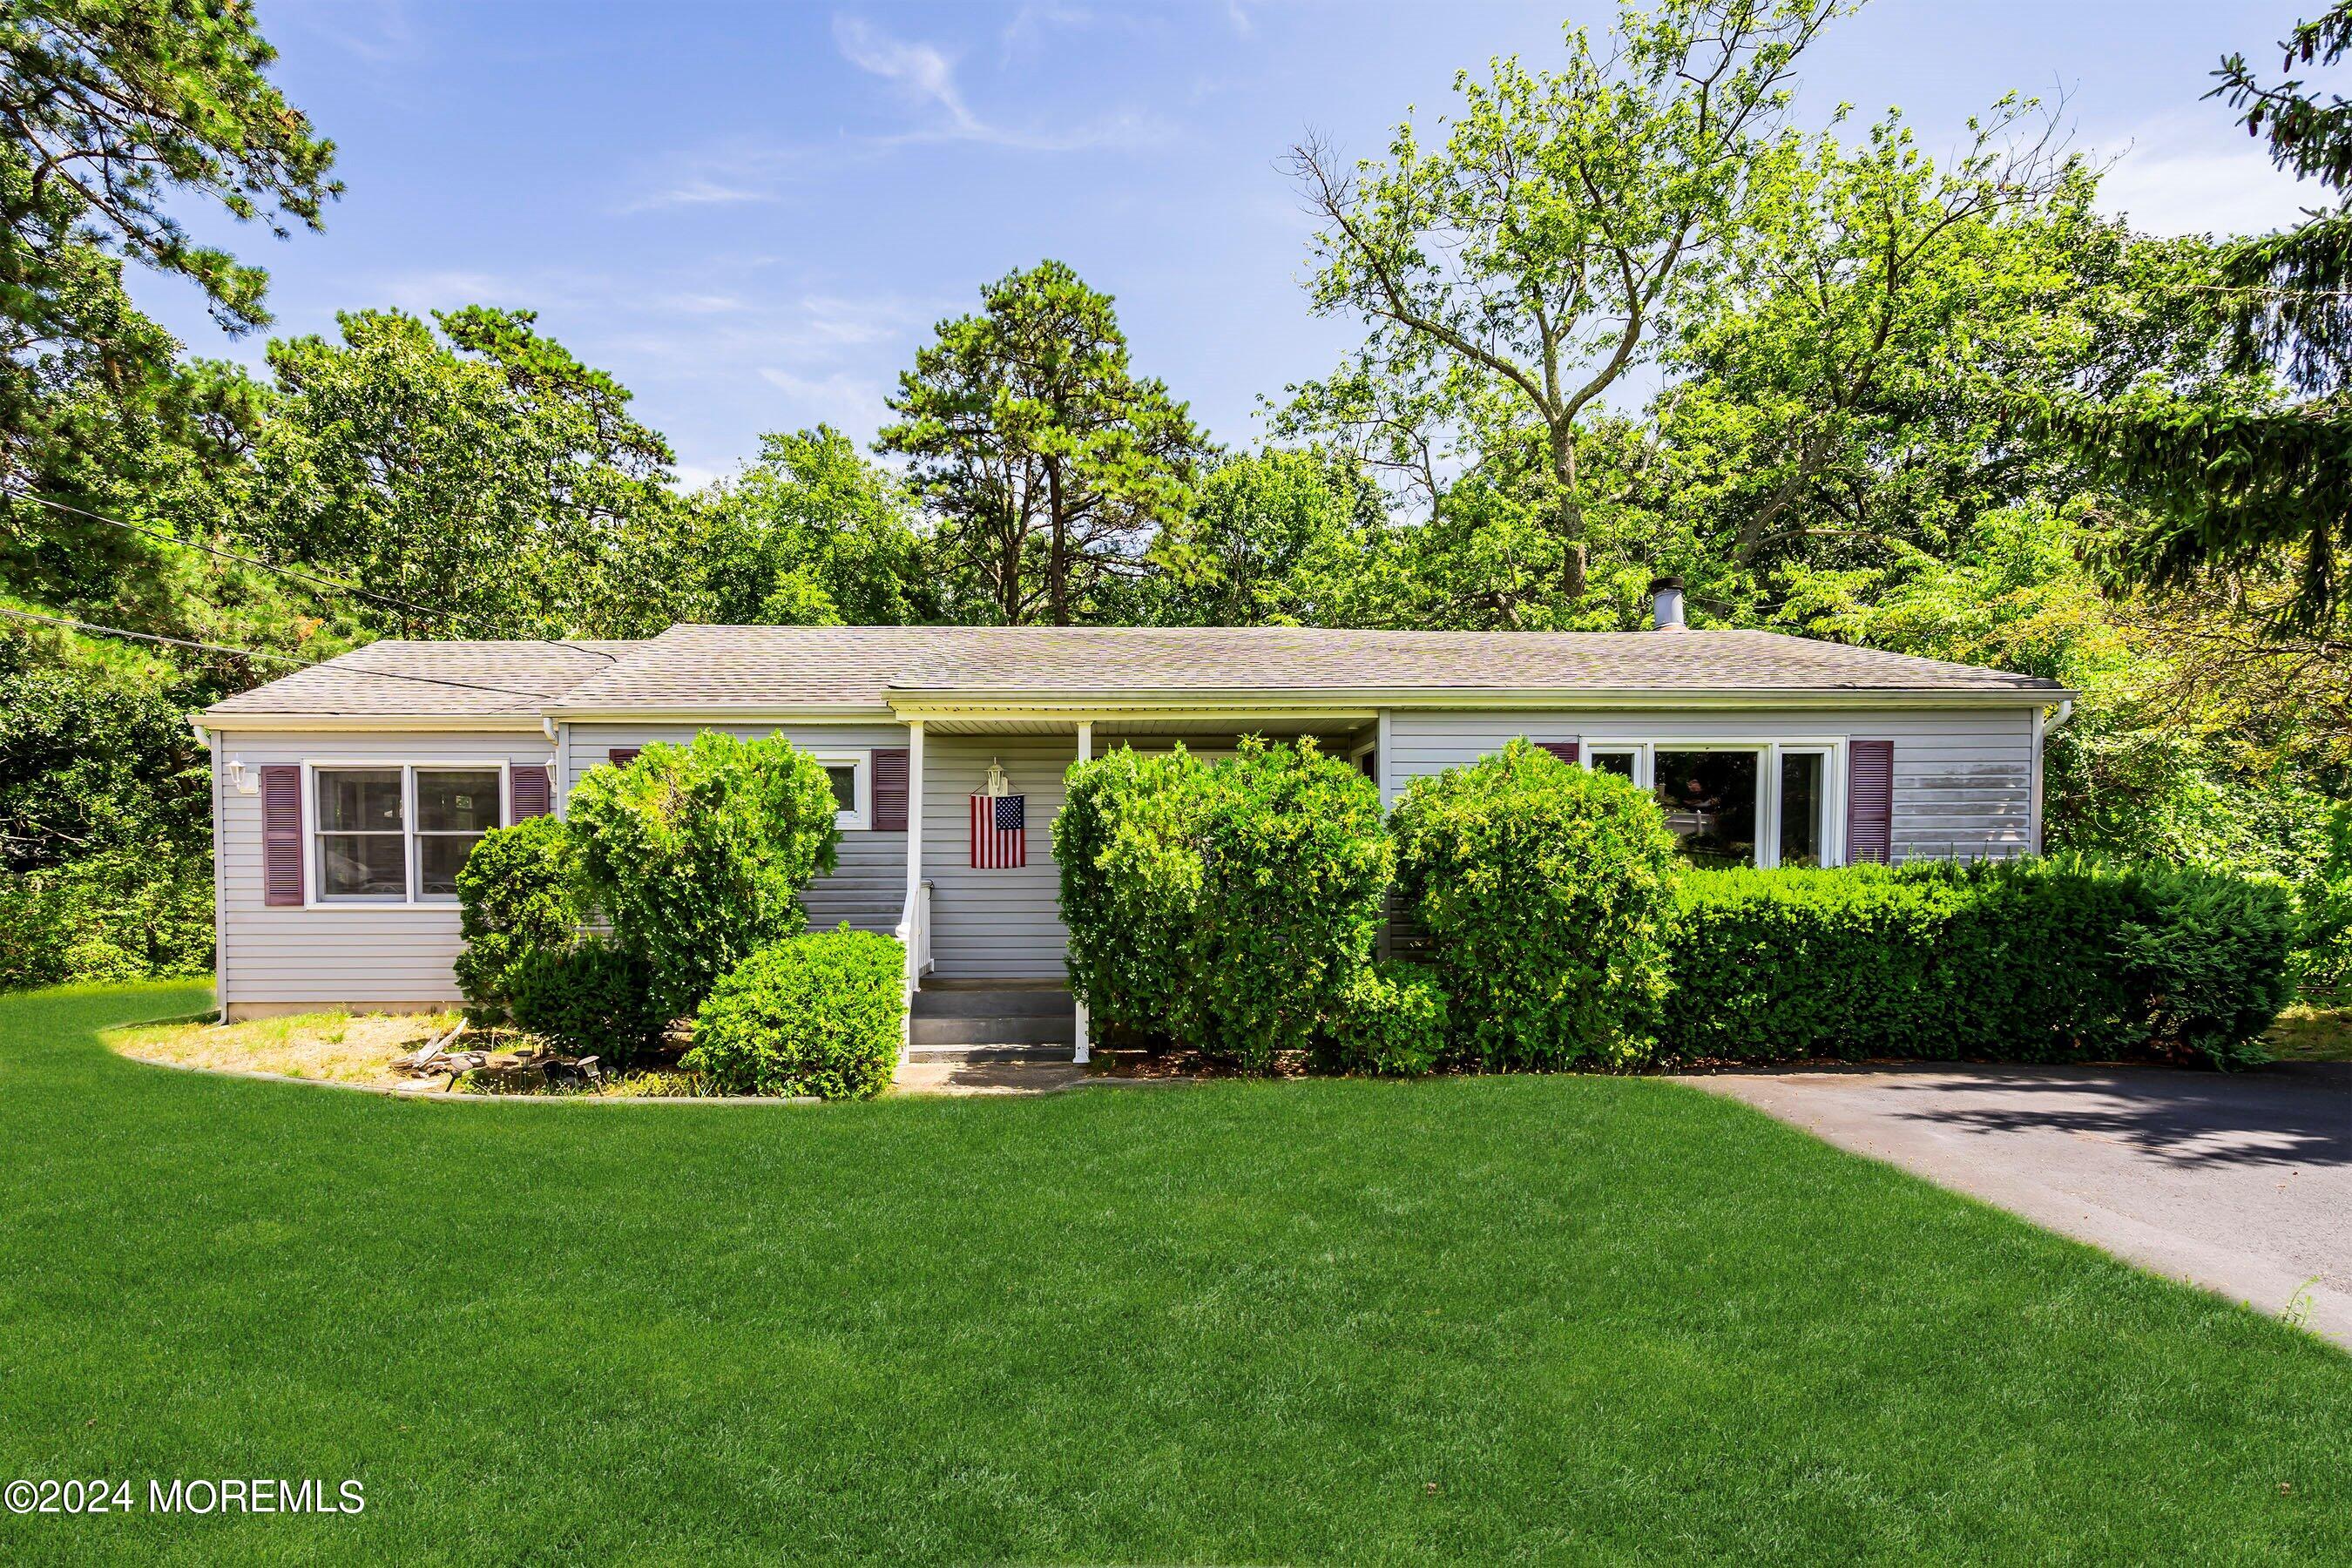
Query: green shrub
568 732 842 1017
686 928 904 1098
1317 960 1449 1077
1056 736 1393 1071
0 848 213 990
1661 856 2295 1070
453 815 584 1024
1390 739 1681 1070
504 937 668 1065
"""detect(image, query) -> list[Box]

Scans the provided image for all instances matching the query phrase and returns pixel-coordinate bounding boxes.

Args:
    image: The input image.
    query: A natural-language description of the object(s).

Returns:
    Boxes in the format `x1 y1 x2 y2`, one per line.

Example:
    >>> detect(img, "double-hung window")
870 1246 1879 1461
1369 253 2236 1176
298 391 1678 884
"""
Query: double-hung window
313 764 504 903
1582 741 1842 868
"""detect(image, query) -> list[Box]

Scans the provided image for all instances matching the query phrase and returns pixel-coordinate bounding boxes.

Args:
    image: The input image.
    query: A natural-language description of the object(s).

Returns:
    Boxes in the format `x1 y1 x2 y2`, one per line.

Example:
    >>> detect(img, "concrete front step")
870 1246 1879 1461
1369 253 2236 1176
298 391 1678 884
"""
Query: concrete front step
900 1043 1076 1064
909 1013 1078 1048
910 987 1073 1019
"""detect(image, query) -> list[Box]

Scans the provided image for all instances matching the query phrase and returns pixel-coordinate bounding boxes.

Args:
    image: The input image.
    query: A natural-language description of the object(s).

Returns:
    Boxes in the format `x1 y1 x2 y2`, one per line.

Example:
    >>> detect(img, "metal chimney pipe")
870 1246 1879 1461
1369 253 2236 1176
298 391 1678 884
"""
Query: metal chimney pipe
1648 575 1686 632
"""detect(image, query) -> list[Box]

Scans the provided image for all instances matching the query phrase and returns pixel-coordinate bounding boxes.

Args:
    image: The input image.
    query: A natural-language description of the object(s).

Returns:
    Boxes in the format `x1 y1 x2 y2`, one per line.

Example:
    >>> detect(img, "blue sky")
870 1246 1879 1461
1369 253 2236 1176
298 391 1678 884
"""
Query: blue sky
137 0 2323 487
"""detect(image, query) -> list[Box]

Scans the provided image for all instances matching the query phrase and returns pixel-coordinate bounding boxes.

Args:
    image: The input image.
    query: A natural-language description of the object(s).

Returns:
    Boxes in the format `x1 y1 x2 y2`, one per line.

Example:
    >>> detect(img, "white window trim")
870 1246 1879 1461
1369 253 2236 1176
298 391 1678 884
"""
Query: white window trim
1585 738 1848 868
809 750 872 832
301 760 511 909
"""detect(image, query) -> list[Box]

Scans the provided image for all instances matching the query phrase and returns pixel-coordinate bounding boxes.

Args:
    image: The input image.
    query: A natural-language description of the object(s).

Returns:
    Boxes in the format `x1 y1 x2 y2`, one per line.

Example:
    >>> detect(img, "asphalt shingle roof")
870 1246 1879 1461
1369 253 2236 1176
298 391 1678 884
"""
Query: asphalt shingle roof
204 624 2064 721
203 640 633 717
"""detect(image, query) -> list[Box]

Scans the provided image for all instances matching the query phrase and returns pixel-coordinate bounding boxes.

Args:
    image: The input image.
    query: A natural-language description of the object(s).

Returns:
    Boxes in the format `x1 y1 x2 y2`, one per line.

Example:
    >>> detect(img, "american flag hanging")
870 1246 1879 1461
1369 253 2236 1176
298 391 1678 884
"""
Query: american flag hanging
970 790 1026 868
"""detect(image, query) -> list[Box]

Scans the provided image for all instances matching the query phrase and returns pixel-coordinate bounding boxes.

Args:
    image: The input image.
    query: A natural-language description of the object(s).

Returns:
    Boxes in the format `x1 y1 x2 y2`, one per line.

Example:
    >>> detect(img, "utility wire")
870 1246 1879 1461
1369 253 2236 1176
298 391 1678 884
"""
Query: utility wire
0 604 571 702
0 483 618 663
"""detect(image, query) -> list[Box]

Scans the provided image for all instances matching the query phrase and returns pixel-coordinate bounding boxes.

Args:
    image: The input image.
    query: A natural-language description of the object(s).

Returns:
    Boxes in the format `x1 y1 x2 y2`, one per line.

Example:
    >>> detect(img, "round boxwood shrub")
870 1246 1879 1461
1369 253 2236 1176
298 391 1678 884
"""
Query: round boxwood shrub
567 732 842 1018
1390 738 1681 1069
504 936 667 1066
686 928 905 1098
1316 959 1449 1078
1056 736 1393 1071
453 814 584 1025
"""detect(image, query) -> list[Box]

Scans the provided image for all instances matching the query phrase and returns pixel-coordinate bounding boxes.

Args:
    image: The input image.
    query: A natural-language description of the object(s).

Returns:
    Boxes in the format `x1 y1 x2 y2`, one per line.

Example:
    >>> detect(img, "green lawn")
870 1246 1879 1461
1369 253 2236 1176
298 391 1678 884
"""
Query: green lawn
2 986 2346 1564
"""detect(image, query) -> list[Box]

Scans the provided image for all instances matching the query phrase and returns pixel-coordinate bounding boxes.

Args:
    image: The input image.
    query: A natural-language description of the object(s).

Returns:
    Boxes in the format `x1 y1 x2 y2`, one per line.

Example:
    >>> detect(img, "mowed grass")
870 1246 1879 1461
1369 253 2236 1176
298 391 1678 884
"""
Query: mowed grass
2 986 2346 1565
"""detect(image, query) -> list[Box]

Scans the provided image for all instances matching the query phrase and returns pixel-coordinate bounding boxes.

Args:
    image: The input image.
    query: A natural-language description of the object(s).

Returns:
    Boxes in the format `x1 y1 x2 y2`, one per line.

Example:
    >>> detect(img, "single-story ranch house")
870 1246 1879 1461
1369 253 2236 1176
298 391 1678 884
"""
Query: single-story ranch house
195 603 2072 1056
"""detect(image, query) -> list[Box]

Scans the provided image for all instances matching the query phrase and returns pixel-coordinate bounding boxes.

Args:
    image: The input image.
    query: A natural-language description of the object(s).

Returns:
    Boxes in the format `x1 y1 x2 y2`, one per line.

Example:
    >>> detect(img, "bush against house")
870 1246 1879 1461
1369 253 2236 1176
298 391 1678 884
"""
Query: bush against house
568 733 843 1018
1057 736 1392 1070
687 928 905 1098
1662 857 2296 1070
453 814 585 1025
1391 740 1682 1070
1316 959 1450 1078
504 936 668 1067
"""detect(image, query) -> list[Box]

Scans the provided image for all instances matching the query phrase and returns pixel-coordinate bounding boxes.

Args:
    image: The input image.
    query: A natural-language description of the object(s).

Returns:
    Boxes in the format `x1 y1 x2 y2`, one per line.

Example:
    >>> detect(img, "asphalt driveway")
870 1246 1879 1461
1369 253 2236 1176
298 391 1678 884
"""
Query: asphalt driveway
1681 1061 2352 1348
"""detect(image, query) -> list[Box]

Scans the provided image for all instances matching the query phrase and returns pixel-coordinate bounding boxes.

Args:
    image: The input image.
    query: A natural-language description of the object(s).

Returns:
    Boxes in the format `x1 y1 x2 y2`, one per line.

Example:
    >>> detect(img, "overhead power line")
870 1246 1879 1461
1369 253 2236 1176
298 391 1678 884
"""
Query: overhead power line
0 484 617 664
0 604 572 702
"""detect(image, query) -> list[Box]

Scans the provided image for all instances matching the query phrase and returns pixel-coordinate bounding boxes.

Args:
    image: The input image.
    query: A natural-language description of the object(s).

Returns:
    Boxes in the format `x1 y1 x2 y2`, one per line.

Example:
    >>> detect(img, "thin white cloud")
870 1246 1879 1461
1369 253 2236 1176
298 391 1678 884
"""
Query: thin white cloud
757 367 896 444
831 13 1173 152
2095 115 2318 238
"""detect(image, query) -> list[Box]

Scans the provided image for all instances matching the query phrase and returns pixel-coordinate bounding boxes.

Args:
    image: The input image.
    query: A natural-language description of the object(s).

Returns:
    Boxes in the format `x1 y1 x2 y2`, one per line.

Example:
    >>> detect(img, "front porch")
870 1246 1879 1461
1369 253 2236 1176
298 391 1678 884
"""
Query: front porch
889 707 1381 1064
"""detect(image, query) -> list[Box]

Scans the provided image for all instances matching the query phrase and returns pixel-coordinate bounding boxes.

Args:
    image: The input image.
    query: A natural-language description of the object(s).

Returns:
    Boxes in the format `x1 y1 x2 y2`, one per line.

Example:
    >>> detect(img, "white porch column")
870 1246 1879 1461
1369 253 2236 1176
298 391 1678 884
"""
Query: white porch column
902 720 924 1048
1072 720 1092 1064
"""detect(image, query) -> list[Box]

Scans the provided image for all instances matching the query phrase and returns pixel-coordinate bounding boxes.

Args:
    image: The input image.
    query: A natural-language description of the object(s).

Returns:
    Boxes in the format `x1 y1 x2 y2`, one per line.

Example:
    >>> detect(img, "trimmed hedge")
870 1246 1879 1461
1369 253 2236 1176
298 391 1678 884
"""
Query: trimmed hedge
1056 736 1392 1071
504 937 667 1066
1661 856 2296 1070
1390 739 1682 1069
1316 960 1449 1078
453 815 583 1025
569 732 843 1018
686 928 905 1098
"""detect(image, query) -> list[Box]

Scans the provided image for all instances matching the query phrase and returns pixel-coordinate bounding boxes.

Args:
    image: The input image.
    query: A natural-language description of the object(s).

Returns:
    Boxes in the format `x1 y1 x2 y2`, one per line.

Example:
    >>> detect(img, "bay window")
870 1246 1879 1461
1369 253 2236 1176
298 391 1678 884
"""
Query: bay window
312 764 505 903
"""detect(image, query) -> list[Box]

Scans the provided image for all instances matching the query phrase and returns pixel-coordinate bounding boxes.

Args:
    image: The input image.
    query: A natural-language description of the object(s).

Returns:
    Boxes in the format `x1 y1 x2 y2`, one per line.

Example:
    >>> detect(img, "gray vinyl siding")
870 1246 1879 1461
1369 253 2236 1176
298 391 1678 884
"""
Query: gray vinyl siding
920 733 1078 980
210 729 557 1007
1382 706 2037 862
212 703 2041 1007
559 722 909 936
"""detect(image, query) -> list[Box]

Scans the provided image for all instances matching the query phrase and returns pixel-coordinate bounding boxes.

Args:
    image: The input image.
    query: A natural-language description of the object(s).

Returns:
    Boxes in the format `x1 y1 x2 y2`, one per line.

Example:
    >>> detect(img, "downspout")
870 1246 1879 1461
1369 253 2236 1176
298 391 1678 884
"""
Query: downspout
193 718 229 1023
2030 700 2073 857
542 713 564 817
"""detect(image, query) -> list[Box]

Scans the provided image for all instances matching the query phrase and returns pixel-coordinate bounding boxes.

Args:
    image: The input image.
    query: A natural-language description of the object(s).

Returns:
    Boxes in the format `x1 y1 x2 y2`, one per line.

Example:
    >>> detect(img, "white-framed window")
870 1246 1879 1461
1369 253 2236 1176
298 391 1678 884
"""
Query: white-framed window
307 761 508 905
1585 740 1845 868
810 751 871 832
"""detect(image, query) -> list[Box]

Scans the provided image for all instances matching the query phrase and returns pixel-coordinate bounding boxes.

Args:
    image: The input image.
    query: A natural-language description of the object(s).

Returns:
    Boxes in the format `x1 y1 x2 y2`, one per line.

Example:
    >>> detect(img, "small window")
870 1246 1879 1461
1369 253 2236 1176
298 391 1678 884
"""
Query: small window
811 753 870 831
1588 748 1639 781
313 763 504 904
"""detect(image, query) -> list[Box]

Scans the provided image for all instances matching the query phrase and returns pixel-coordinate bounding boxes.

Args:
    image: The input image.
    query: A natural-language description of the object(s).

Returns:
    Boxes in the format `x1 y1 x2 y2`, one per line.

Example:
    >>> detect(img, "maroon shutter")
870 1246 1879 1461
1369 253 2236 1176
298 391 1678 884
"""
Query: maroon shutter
1847 740 1894 864
870 747 909 832
510 764 552 822
261 765 303 907
607 747 639 767
1535 739 1581 766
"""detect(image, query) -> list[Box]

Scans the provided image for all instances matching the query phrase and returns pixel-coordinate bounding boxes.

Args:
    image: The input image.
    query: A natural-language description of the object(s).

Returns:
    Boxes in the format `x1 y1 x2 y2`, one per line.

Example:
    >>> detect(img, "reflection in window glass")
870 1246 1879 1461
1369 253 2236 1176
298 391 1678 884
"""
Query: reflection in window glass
1780 751 1825 868
319 829 407 898
416 770 499 833
1590 750 1637 780
824 765 858 813
1653 751 1758 868
316 769 402 832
